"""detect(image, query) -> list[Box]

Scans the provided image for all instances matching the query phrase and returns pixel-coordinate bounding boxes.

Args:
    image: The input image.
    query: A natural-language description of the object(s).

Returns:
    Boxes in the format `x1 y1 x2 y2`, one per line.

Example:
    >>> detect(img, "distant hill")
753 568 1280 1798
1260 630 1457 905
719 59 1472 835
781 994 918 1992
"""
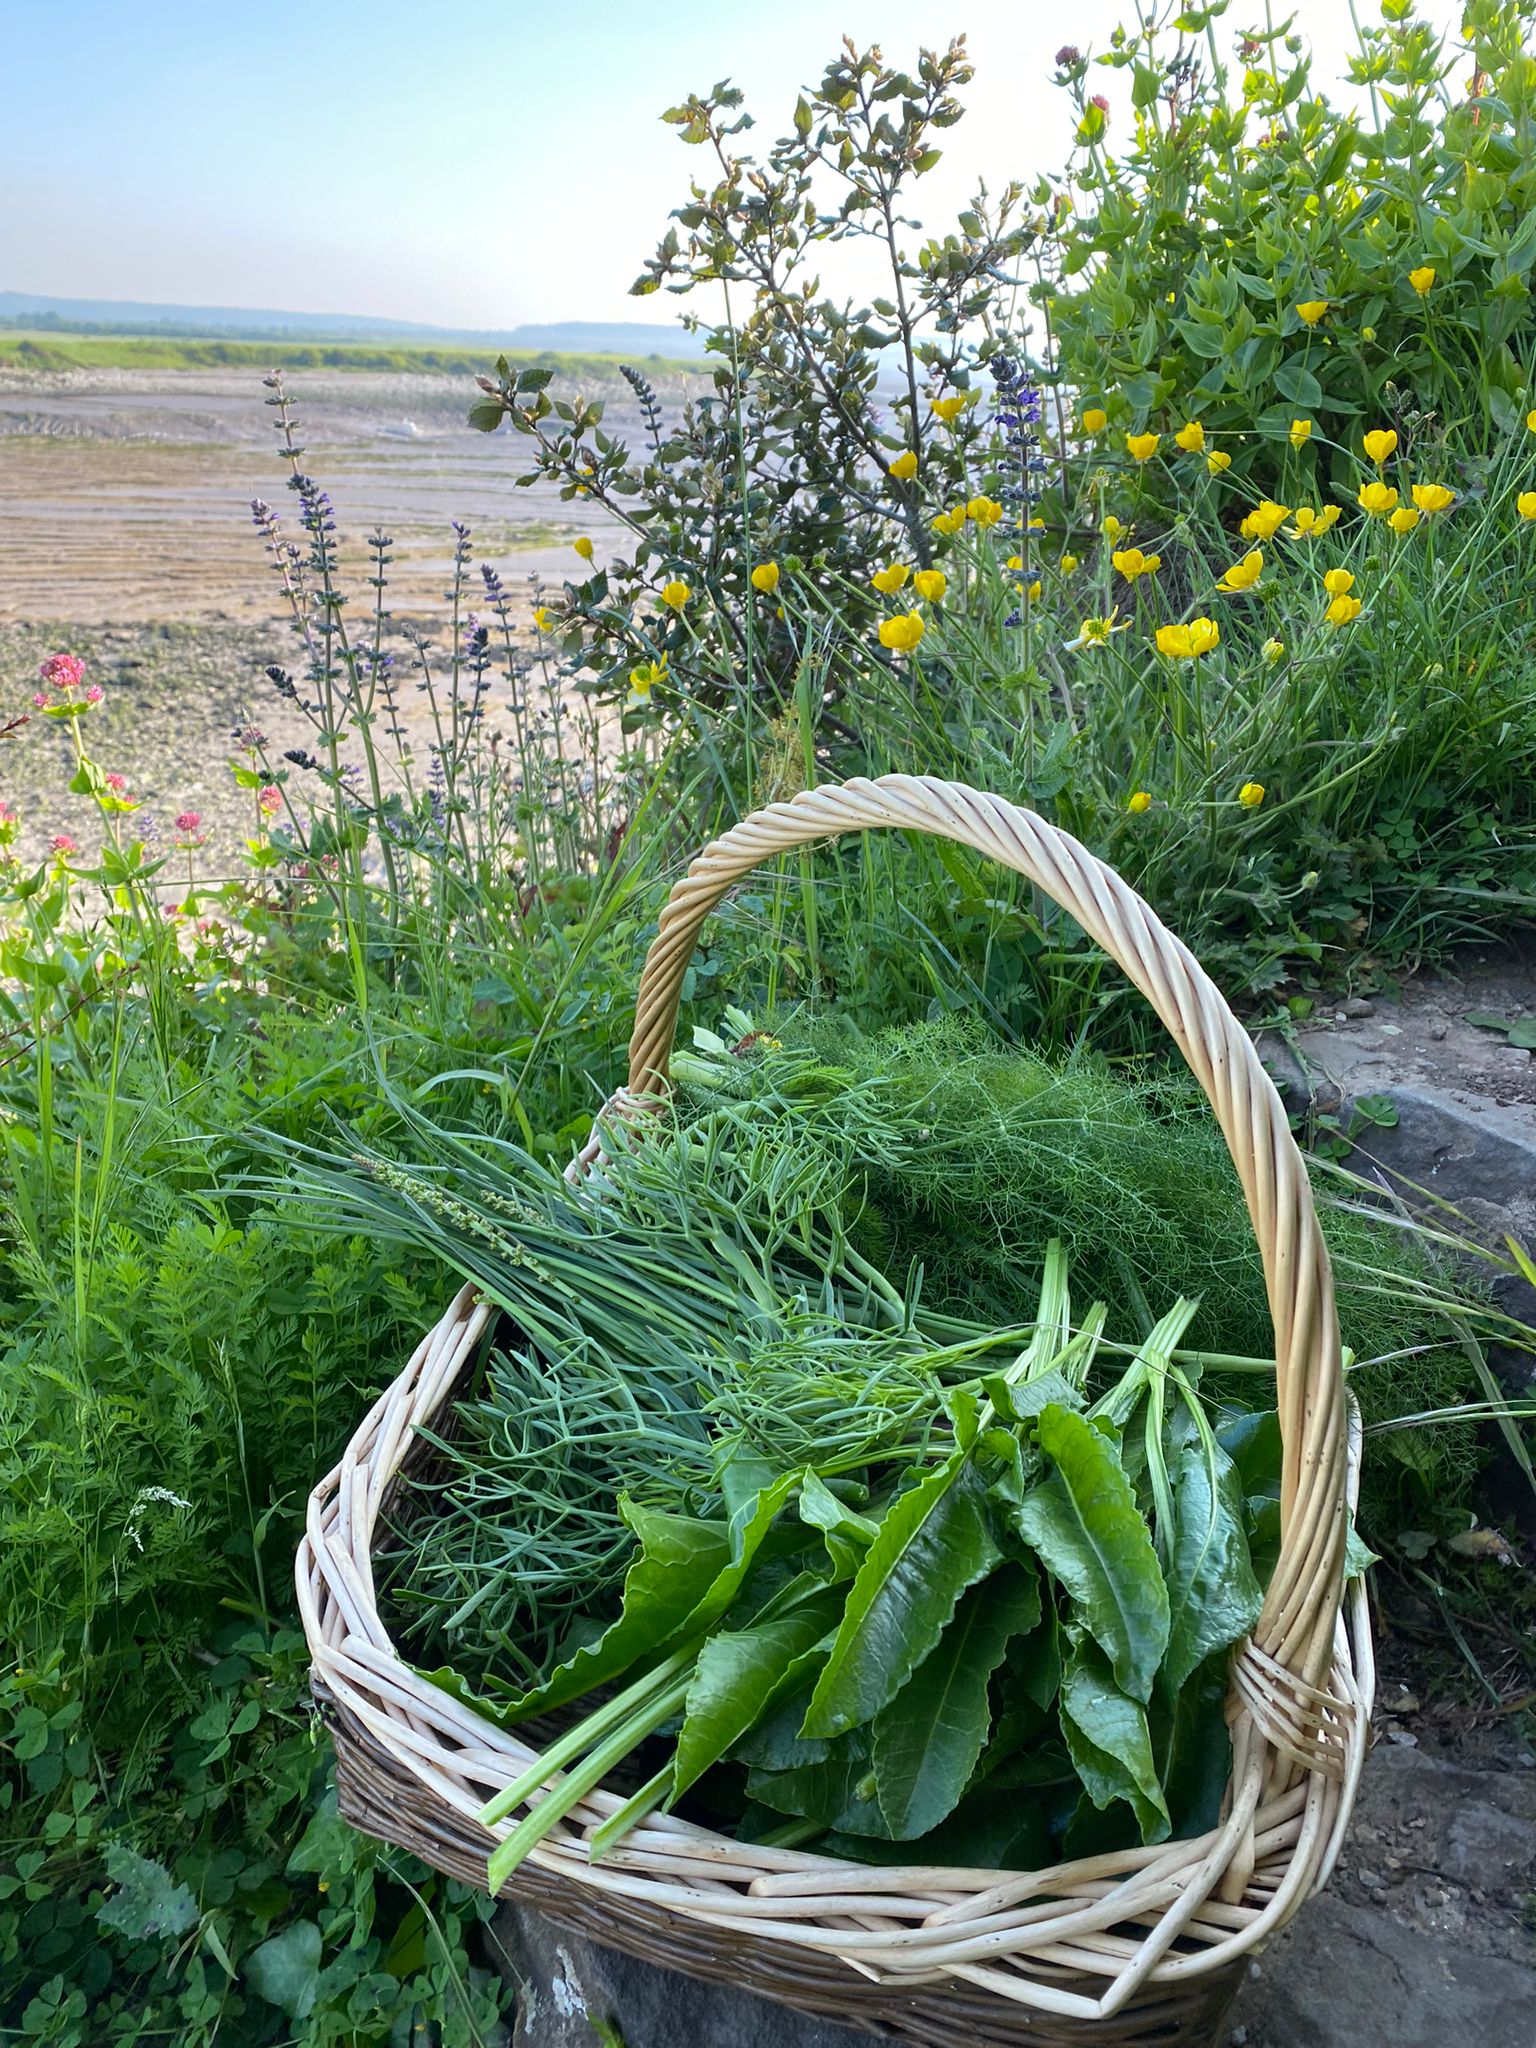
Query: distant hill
0 292 707 359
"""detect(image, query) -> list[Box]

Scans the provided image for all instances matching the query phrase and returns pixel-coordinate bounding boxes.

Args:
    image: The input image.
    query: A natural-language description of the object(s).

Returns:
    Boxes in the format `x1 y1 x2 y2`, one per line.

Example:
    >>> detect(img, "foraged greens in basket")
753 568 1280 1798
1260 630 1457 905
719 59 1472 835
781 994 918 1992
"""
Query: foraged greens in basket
279 1016 1480 1878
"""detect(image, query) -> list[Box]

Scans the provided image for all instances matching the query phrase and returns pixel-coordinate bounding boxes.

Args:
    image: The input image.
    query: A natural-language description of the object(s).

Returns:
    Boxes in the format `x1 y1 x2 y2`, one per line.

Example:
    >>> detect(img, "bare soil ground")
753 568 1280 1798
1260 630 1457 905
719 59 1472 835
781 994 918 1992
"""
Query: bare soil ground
0 363 677 622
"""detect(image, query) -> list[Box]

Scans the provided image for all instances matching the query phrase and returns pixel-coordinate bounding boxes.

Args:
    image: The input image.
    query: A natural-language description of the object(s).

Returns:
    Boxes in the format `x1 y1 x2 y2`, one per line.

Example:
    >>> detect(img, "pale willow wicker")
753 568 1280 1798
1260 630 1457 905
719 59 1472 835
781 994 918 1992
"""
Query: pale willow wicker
297 776 1375 2046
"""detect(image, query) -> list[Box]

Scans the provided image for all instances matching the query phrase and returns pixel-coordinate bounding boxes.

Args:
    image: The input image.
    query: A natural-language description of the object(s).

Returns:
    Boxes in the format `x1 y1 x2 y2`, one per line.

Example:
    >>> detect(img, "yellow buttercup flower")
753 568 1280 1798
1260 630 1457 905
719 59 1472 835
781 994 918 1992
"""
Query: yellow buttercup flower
1411 482 1455 513
1206 450 1232 475
1408 265 1436 295
1290 419 1313 449
750 562 780 594
1240 499 1290 542
1112 546 1161 580
1518 490 1536 520
1028 516 1045 530
1286 505 1341 537
931 505 967 536
1238 781 1266 808
1126 432 1160 462
913 568 948 603
1127 789 1153 814
1527 410 1536 433
1102 514 1127 543
1027 580 1042 601
1174 420 1205 454
1065 608 1129 651
662 579 692 608
573 535 594 561
1156 617 1220 659
877 611 926 653
930 394 968 423
1059 553 1079 574
1358 480 1398 515
1295 300 1328 326
1262 637 1285 664
1082 407 1108 434
967 495 1004 527
533 606 556 631
1389 506 1421 534
1326 593 1364 626
889 448 918 480
871 563 911 594
627 655 668 703
1005 555 1024 570
1363 428 1398 465
1362 325 1377 343
1323 569 1355 596
1217 548 1263 593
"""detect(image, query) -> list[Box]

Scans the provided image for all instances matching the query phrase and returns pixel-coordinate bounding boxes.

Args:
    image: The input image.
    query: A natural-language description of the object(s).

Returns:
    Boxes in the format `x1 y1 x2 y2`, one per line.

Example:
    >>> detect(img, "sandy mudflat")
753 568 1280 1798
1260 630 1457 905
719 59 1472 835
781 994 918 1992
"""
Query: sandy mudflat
0 363 675 623
0 363 693 868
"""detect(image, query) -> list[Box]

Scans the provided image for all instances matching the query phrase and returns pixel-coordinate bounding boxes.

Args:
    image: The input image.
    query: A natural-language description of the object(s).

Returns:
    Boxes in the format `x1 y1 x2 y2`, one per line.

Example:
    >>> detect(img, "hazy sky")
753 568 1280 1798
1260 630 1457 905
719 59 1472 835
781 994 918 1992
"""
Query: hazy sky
5 1 1465 334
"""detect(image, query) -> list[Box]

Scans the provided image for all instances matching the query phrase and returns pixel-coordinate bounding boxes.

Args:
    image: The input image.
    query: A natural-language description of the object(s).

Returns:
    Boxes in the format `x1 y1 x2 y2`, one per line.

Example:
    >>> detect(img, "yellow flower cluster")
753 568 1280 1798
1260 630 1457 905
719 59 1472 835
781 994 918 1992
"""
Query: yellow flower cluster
1217 548 1263 593
1155 618 1220 659
1240 500 1290 542
878 612 925 653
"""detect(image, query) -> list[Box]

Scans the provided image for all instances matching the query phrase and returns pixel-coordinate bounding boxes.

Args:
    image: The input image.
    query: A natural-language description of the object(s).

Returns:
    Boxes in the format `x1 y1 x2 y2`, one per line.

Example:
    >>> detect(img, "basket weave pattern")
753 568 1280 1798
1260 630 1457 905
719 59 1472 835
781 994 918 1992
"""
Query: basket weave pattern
297 777 1374 2042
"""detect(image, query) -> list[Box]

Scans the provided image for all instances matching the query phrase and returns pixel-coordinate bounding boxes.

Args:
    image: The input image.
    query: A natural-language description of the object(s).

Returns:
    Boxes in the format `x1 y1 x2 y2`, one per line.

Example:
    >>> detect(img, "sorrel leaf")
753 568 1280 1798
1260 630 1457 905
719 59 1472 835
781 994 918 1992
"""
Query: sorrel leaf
1161 1440 1264 1697
802 1453 1000 1739
1059 1638 1170 1844
872 1561 1041 1839
1015 1405 1170 1703
674 1594 842 1797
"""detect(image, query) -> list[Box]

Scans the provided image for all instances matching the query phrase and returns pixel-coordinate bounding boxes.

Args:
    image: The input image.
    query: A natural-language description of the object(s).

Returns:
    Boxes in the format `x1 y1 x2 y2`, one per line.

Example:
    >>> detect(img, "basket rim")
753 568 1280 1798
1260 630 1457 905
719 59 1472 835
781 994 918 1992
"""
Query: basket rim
297 776 1377 2025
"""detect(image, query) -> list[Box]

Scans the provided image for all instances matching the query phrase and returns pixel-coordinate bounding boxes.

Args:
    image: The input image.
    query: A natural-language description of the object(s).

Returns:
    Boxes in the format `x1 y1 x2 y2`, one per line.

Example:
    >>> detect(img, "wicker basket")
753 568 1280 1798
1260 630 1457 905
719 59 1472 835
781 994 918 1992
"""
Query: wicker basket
297 775 1374 2045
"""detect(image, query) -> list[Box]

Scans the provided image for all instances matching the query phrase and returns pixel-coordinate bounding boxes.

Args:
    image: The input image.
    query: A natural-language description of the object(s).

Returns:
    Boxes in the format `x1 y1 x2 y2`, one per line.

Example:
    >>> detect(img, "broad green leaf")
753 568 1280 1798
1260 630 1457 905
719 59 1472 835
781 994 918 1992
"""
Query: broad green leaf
1274 357 1324 410
95 1845 198 1942
674 1594 841 1797
798 1469 878 1577
1059 1640 1170 1844
244 1920 322 2020
872 1561 1040 1840
1015 1405 1169 1702
802 1454 1000 1739
1161 1440 1263 1697
746 1726 886 1835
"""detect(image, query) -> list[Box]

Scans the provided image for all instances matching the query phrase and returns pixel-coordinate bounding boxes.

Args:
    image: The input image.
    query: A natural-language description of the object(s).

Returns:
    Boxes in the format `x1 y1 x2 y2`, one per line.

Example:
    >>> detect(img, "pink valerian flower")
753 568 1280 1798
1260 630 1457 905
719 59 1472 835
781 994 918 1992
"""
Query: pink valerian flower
85 685 104 705
104 773 127 793
38 653 85 692
0 799 16 822
174 810 202 833
257 785 282 816
50 834 78 856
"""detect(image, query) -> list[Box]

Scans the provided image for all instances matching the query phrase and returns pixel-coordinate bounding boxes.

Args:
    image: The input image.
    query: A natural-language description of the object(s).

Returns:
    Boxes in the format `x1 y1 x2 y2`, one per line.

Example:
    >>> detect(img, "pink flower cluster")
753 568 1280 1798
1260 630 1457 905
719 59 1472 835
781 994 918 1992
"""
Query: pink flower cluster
34 651 103 714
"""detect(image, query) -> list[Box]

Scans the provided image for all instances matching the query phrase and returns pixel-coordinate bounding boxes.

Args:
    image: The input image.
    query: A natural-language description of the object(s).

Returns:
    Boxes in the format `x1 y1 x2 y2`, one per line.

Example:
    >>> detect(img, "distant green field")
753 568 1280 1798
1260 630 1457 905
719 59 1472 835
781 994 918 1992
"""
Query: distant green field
0 331 697 378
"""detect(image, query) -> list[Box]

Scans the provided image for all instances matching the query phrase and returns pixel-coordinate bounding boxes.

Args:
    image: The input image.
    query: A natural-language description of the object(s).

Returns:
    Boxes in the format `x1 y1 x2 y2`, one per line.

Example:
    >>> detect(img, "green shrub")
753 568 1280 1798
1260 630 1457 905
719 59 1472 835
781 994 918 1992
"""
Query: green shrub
1041 0 1536 492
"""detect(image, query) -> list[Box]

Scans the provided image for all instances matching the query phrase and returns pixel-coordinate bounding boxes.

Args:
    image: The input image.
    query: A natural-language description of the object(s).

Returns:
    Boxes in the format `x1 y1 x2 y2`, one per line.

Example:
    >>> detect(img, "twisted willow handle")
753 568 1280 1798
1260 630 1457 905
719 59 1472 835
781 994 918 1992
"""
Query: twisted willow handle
624 775 1347 1696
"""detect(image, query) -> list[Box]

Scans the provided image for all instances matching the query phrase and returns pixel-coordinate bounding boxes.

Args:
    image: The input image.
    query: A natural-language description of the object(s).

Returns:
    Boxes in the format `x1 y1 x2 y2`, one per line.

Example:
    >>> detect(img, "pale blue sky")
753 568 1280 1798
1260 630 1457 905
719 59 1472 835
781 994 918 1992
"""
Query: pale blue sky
3 1 1464 333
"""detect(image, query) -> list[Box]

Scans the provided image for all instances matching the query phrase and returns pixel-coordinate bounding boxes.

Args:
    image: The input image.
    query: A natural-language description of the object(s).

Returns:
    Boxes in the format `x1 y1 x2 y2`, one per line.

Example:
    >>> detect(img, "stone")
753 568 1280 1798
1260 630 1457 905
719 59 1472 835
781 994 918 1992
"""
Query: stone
497 1903 882 2048
1222 1895 1536 2047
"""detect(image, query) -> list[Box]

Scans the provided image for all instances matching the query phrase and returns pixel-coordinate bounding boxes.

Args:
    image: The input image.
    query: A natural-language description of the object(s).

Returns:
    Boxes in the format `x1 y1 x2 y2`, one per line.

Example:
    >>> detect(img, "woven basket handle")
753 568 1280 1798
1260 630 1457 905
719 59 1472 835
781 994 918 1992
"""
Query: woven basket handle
623 774 1347 1697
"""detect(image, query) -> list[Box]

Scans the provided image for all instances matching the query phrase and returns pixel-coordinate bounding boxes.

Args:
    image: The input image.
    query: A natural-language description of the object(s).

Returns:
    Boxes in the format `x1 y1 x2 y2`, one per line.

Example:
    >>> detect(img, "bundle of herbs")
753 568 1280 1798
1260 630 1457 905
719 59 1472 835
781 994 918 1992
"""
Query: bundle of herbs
279 1015 1494 1877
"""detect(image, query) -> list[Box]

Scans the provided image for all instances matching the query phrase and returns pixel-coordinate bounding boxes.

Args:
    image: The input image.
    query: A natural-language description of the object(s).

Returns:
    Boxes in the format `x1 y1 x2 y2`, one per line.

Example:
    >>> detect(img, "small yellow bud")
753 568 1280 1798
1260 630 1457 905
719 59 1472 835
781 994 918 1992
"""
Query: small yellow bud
1082 407 1108 434
1262 637 1285 664
1206 450 1232 474
661 579 692 608
573 535 594 561
1323 568 1355 596
1238 781 1266 808
1127 789 1153 814
750 562 780 594
1289 419 1313 450
1294 300 1328 326
1408 265 1436 295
